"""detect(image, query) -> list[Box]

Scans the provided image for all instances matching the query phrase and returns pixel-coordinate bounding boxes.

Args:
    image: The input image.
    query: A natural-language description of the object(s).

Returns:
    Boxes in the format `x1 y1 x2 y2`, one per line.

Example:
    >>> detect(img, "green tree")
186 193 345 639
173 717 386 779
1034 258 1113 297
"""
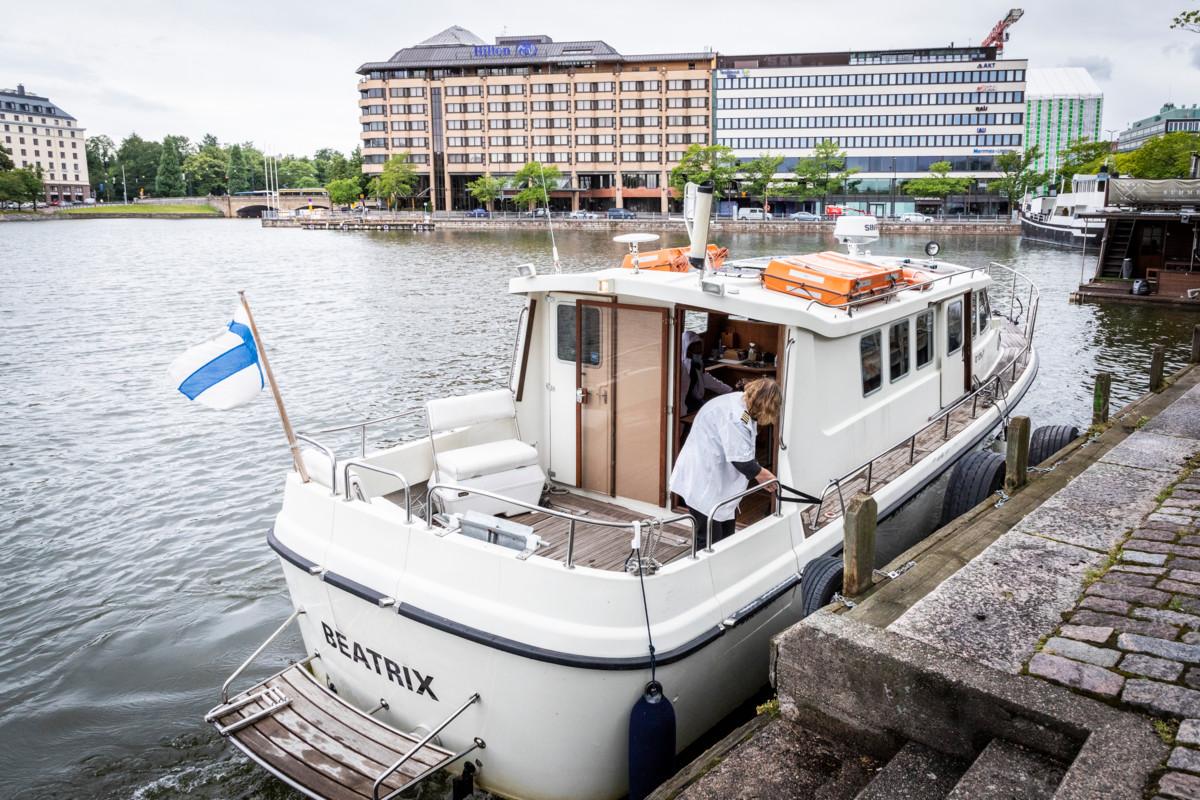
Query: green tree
182 145 228 196
738 153 785 210
117 133 163 197
348 147 367 194
1057 138 1115 181
0 143 13 172
991 147 1047 212
227 144 250 194
200 133 220 149
277 157 319 188
793 140 860 204
0 170 23 205
155 138 186 196
509 161 562 209
85 134 115 197
1172 9 1200 31
326 177 361 207
669 144 738 196
1123 132 1200 178
3 166 45 208
902 161 973 203
466 174 505 210
367 153 418 208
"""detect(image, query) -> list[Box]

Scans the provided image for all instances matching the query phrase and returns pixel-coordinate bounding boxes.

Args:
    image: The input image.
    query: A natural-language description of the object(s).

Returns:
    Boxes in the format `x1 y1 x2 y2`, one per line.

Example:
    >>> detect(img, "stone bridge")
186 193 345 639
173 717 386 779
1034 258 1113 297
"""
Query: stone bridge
208 192 332 218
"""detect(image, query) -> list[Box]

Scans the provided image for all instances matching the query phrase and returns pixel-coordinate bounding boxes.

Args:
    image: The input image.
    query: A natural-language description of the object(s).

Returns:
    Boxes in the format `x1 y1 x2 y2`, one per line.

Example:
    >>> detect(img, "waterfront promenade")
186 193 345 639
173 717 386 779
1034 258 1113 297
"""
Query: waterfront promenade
656 341 1200 799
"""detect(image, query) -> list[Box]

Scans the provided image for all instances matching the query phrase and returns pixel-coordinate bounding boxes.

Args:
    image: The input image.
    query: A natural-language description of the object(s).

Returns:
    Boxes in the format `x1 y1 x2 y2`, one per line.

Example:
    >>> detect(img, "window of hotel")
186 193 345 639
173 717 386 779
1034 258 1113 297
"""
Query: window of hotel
861 331 882 396
889 321 910 382
915 311 934 369
947 300 963 354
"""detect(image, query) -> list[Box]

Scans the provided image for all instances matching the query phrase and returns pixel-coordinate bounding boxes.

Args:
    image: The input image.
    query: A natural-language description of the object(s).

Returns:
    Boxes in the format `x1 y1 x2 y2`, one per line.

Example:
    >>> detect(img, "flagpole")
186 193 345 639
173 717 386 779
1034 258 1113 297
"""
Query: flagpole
238 291 311 483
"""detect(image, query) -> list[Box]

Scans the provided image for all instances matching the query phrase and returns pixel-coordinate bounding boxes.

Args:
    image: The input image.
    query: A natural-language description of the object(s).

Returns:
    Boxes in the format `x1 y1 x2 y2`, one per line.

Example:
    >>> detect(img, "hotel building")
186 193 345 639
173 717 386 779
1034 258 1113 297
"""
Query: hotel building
1118 103 1200 152
1024 67 1103 181
0 84 89 203
356 26 714 212
713 46 1028 216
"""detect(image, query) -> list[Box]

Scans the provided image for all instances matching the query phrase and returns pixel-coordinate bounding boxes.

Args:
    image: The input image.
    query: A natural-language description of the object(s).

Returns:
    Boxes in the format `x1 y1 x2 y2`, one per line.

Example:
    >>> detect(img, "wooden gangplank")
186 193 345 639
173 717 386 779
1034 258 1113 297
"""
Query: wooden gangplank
210 663 458 800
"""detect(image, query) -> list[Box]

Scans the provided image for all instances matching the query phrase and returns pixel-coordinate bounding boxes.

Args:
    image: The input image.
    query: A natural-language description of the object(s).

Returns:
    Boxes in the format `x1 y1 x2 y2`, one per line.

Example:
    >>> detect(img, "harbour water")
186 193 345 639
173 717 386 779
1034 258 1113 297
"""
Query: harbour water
1 219 1196 799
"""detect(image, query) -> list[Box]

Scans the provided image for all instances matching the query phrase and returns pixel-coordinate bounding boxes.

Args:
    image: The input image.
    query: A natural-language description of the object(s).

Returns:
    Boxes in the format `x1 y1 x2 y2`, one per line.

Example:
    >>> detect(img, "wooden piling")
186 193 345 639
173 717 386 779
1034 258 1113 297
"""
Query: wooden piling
1150 345 1166 392
1191 325 1200 365
1093 372 1111 425
843 493 877 597
1004 416 1031 495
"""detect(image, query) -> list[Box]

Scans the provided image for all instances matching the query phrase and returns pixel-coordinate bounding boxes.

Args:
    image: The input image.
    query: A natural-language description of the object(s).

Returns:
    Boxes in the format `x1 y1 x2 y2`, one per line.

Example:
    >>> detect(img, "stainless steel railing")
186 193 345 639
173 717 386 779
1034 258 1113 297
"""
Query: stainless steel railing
425 483 697 569
343 460 413 523
294 434 337 495
807 262 1039 529
701 479 780 554
306 408 425 459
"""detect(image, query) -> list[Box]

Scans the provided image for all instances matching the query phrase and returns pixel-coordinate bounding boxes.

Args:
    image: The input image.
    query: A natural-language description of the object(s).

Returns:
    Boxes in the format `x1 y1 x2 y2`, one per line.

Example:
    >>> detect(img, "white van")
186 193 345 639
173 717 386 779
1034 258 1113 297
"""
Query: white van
736 207 768 221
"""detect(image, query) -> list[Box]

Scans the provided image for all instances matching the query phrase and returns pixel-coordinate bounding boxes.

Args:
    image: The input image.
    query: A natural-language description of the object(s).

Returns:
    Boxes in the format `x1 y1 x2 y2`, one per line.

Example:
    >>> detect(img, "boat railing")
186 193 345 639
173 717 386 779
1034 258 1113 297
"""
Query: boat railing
700 479 780 555
424 483 697 569
294 434 338 495
304 408 426 459
809 262 1039 529
343 460 413 524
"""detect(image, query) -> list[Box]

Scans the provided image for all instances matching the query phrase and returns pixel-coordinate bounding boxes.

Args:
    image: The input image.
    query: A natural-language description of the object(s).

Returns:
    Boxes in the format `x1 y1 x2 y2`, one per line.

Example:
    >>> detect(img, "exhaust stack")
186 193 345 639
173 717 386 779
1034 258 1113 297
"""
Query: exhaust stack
687 182 714 272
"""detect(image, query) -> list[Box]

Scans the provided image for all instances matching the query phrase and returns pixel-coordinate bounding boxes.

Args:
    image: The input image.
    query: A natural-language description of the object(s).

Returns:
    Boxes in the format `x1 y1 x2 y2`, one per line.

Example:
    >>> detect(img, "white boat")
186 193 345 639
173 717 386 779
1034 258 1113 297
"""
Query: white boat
1020 172 1108 248
208 188 1039 800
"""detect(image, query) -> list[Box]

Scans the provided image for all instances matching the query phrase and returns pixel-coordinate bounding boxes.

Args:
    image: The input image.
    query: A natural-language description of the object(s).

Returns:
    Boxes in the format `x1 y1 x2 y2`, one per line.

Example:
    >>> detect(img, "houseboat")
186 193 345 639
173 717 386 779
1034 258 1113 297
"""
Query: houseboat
206 186 1039 800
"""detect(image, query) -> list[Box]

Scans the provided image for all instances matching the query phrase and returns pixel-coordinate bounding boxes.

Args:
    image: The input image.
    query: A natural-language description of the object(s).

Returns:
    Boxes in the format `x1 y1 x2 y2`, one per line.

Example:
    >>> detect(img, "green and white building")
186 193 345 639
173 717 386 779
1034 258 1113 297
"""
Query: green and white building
1024 67 1103 183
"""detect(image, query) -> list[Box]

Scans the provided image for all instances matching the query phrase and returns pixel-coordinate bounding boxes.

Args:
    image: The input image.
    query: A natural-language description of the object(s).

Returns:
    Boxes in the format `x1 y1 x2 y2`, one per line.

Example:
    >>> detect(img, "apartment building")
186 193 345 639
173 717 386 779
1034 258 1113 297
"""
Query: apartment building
0 84 89 203
1025 67 1103 181
356 26 714 212
714 46 1028 216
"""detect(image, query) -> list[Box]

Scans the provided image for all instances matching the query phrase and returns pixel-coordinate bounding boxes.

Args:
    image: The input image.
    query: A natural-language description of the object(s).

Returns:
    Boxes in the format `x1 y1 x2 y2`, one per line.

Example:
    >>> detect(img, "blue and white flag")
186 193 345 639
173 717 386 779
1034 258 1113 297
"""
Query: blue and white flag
168 306 264 410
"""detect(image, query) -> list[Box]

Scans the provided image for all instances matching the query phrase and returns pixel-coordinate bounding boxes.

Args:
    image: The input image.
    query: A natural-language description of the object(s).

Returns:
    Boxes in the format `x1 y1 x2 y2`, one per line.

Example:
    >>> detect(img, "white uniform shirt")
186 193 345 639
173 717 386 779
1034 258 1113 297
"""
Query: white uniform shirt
669 392 756 521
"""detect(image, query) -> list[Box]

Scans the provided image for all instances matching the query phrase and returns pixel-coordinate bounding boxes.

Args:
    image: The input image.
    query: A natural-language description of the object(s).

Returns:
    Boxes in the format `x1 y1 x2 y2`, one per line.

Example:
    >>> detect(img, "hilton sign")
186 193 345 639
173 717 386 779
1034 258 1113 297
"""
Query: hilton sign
473 42 538 58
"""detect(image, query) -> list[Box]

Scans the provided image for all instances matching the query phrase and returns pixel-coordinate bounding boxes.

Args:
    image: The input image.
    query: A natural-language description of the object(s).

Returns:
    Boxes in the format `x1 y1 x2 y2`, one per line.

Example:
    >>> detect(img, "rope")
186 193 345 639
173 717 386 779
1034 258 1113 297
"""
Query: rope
775 482 823 504
633 522 657 683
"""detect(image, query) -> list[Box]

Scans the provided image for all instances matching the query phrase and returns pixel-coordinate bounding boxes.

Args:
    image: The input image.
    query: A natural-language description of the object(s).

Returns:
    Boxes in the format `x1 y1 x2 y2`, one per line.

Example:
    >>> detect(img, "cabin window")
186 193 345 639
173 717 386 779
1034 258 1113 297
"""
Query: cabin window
915 310 933 369
861 330 882 395
976 289 990 336
947 300 963 354
682 310 709 334
889 320 910 382
556 304 602 364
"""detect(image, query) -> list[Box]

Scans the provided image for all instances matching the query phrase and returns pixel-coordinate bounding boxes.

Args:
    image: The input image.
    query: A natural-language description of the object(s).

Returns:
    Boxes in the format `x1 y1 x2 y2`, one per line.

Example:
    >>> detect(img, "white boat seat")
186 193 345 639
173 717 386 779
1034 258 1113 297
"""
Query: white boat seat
436 439 539 481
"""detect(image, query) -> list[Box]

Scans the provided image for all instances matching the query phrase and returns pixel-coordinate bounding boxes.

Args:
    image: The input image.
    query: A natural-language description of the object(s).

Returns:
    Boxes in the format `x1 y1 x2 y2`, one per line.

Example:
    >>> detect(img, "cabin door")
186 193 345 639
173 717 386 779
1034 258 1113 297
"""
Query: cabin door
576 302 669 505
939 292 968 407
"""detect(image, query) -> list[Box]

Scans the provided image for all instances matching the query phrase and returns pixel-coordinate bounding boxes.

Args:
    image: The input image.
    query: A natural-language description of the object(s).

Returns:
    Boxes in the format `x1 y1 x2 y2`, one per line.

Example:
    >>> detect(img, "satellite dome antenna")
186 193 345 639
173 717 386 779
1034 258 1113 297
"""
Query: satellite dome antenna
613 233 660 273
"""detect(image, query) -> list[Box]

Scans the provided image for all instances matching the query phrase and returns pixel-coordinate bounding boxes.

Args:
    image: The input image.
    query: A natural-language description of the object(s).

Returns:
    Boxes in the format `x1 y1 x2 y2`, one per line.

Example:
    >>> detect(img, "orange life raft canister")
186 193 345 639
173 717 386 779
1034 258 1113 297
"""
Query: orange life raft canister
620 243 728 272
762 251 904 305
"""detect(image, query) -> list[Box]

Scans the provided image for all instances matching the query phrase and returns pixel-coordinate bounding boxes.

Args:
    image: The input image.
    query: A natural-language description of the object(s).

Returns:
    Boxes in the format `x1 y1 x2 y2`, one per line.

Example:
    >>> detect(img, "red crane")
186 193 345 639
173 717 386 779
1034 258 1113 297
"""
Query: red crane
981 8 1024 55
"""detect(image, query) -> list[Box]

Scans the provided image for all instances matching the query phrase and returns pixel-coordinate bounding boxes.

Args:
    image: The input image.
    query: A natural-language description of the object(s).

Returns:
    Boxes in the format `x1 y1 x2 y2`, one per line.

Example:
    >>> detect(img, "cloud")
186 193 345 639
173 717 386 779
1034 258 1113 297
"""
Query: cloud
92 87 173 114
1064 56 1113 81
1193 44 1200 70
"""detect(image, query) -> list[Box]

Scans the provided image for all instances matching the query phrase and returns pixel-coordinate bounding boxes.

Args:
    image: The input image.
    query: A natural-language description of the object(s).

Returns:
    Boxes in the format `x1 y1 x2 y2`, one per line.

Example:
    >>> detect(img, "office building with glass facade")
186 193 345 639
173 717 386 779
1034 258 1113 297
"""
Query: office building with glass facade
1118 103 1200 152
1024 68 1102 182
714 46 1028 216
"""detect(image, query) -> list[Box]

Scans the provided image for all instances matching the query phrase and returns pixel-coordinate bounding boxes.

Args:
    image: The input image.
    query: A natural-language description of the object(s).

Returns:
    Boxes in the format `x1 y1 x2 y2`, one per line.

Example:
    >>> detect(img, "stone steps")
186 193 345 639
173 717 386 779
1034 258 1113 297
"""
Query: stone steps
855 740 968 800
945 739 1065 800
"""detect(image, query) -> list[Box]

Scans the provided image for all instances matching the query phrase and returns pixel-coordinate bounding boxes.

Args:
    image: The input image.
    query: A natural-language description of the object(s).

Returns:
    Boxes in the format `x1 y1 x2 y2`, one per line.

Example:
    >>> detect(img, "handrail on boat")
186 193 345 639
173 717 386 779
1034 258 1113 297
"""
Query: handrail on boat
372 692 485 800
294 434 338 496
808 262 1039 530
425 482 697 569
307 408 425 458
700 479 779 555
343 460 413 523
217 607 307 705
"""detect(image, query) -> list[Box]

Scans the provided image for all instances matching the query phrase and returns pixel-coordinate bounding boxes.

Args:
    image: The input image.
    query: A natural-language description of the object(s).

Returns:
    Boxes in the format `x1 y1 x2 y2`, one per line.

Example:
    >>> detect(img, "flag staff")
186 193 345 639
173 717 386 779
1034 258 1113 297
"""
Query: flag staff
238 291 311 482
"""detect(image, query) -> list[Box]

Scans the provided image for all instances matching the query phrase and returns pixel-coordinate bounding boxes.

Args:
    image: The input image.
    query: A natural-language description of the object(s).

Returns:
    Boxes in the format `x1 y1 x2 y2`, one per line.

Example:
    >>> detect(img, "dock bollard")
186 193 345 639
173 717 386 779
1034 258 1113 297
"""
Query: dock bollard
1150 345 1166 393
1191 325 1200 365
1093 373 1111 425
1004 416 1031 495
843 492 877 597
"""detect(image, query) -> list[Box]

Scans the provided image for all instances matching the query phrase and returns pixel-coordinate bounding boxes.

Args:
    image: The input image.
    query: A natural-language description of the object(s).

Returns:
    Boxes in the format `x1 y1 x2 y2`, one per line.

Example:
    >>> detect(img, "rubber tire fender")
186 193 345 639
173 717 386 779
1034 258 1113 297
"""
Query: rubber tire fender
801 555 844 617
1029 424 1079 467
940 450 1006 526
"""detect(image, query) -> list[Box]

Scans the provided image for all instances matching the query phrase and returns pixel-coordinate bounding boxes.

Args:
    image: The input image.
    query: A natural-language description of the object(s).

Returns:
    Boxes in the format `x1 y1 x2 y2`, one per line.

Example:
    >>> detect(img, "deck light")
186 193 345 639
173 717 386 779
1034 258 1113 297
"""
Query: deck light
515 263 537 278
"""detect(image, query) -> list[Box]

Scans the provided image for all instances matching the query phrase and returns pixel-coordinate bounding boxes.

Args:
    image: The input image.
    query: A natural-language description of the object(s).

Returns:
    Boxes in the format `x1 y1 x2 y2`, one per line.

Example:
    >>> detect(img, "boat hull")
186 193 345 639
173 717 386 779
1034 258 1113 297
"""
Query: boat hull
1020 215 1101 249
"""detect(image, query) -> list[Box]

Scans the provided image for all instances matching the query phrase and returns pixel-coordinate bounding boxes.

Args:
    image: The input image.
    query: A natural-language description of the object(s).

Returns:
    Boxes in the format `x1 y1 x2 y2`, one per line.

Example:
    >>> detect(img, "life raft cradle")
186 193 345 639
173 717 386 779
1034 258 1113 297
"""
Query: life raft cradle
206 608 484 800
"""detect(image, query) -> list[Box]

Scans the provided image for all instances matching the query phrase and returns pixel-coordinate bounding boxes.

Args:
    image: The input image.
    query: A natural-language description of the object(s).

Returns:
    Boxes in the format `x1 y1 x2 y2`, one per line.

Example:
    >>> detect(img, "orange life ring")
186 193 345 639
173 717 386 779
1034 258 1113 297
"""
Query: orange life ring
901 267 934 289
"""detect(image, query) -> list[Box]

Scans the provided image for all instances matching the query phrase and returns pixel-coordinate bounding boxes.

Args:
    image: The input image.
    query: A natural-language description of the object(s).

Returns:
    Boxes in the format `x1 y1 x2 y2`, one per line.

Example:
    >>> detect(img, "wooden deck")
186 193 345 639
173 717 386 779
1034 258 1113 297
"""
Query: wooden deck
210 663 455 800
802 325 1031 531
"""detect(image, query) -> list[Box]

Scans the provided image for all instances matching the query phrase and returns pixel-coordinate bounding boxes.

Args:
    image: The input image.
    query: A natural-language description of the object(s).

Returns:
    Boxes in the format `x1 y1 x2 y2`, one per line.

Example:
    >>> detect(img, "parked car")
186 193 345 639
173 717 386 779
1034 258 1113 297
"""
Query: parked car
606 208 636 219
736 207 768 221
899 213 934 222
568 210 598 219
465 208 490 218
522 207 550 218
789 211 821 221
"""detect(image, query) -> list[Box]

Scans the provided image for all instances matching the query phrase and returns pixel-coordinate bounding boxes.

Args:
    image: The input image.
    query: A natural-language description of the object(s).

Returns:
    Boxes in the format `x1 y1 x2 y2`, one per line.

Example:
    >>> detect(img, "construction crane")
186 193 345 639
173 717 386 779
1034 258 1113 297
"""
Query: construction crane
981 8 1024 55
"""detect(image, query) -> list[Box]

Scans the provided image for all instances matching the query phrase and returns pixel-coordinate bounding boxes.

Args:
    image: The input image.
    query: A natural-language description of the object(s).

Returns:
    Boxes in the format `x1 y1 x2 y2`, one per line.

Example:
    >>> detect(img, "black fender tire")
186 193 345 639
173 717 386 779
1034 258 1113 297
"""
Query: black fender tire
940 450 1006 526
801 555 844 617
1029 424 1079 467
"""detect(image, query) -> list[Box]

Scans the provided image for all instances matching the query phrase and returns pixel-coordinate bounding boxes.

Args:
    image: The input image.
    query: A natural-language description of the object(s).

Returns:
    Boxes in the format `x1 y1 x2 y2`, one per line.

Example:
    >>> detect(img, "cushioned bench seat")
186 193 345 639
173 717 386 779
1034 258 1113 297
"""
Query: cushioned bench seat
436 439 538 481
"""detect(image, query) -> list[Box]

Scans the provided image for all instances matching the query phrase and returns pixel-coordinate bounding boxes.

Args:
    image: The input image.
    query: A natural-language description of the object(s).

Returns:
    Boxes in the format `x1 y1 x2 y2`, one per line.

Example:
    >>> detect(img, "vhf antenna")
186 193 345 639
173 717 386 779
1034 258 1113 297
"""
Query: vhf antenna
539 162 561 272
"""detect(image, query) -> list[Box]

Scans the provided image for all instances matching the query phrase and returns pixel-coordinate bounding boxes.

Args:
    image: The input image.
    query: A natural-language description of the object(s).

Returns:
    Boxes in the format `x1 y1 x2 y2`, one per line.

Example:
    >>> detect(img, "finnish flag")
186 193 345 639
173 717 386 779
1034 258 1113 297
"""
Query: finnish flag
169 306 264 410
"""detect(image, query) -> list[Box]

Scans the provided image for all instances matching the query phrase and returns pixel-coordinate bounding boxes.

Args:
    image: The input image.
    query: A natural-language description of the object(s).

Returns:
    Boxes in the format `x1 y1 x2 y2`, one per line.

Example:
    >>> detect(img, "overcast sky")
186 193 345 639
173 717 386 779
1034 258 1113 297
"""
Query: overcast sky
4 1 1199 155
